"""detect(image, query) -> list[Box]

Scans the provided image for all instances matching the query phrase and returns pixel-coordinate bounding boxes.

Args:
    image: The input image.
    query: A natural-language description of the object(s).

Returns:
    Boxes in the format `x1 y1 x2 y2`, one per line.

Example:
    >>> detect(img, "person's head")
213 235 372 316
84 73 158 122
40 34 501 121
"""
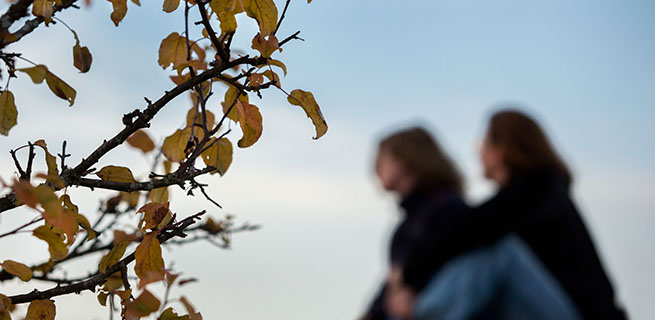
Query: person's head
376 127 462 197
480 109 572 187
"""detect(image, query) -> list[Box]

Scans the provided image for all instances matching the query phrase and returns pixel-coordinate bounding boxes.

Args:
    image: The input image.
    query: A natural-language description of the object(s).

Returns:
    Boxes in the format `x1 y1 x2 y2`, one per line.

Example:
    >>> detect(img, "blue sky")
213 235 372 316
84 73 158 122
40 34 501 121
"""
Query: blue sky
0 0 653 319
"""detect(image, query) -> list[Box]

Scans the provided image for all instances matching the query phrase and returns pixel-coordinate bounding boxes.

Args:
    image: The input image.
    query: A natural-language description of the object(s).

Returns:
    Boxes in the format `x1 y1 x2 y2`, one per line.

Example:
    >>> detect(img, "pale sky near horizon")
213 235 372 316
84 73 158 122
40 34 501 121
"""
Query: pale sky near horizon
0 0 653 319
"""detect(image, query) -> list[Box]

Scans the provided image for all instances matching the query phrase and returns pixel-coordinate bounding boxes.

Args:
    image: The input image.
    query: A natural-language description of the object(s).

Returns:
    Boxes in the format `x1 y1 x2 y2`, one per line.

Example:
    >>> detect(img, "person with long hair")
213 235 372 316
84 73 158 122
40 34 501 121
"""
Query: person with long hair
393 109 627 319
362 125 581 320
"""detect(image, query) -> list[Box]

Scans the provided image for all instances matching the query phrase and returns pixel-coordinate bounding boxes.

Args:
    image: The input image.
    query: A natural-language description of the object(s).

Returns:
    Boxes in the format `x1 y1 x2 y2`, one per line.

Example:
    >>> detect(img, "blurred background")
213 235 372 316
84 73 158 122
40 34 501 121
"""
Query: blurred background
0 0 653 319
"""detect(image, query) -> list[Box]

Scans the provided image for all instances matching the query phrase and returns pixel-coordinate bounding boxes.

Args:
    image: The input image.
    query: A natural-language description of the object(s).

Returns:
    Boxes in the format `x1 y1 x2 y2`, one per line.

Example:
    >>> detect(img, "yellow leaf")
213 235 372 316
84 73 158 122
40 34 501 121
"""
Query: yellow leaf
161 128 192 163
236 101 263 148
222 86 248 122
96 165 137 183
179 296 202 320
18 65 47 84
98 241 128 273
243 0 278 36
186 107 216 130
287 89 328 139
159 307 191 320
0 293 13 320
33 140 60 185
44 70 76 106
137 202 172 231
148 187 169 204
158 32 188 70
210 0 243 34
97 292 108 307
25 300 55 320
0 90 17 136
32 0 54 24
33 225 67 261
76 213 96 240
124 289 160 319
134 231 165 281
126 130 155 153
106 0 128 26
258 58 287 75
201 137 232 175
251 33 279 58
1 260 32 281
120 191 140 209
262 70 280 87
73 44 93 73
162 0 180 12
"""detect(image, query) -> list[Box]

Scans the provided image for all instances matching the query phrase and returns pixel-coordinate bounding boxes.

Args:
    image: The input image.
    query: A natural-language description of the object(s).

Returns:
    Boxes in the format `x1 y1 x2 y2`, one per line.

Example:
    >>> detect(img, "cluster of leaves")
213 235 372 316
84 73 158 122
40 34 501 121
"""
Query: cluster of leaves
0 0 326 319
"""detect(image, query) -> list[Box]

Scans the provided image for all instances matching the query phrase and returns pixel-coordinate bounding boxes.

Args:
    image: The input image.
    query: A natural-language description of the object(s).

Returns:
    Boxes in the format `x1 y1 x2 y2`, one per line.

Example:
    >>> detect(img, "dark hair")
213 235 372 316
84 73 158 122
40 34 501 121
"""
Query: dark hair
378 127 463 194
487 109 572 186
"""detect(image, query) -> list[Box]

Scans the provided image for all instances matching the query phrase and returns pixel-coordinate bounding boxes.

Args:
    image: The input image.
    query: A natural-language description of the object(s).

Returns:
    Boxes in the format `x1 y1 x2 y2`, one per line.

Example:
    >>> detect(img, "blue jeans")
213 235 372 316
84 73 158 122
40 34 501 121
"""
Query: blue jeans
413 235 581 320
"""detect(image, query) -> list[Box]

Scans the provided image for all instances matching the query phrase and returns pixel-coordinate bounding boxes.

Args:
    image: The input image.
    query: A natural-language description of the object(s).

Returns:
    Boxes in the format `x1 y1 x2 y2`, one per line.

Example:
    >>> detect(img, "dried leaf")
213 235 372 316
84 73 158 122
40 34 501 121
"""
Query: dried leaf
159 307 191 320
179 296 202 320
236 101 263 148
124 289 160 319
158 33 193 70
222 85 248 122
33 140 60 185
96 165 137 183
1 260 32 281
185 107 215 130
126 130 155 153
137 202 172 231
106 0 128 26
287 89 327 139
113 230 139 245
134 231 165 281
19 65 76 106
148 187 169 204
162 0 180 13
0 293 12 320
243 0 278 36
97 292 108 307
35 186 78 245
32 0 54 24
73 43 93 73
18 65 47 84
262 70 280 87
33 225 67 261
25 300 55 320
0 90 17 136
120 191 140 209
161 128 192 163
201 137 232 175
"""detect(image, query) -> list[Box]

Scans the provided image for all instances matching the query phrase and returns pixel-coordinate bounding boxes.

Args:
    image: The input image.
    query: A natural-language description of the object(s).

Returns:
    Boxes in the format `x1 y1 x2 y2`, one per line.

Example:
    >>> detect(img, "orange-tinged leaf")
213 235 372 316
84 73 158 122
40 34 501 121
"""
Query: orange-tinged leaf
126 130 155 153
0 90 17 136
134 231 165 281
113 230 139 245
243 0 278 36
162 0 180 12
251 33 279 58
107 0 128 26
33 140 59 184
96 165 136 183
287 89 328 139
33 225 67 261
161 128 192 163
32 0 54 24
25 299 55 320
18 65 47 84
137 270 164 289
222 86 248 122
124 289 160 318
35 186 78 245
137 202 172 231
236 101 263 148
179 296 202 320
44 70 76 106
148 187 168 204
201 137 232 175
159 307 190 320
98 241 128 273
73 44 93 73
249 73 264 86
12 179 38 208
0 293 13 320
1 260 32 281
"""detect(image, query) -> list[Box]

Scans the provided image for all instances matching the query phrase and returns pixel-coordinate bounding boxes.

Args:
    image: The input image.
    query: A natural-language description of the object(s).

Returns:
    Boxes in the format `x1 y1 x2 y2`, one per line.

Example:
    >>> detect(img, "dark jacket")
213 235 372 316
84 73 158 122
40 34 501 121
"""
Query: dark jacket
402 170 627 320
365 189 469 320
